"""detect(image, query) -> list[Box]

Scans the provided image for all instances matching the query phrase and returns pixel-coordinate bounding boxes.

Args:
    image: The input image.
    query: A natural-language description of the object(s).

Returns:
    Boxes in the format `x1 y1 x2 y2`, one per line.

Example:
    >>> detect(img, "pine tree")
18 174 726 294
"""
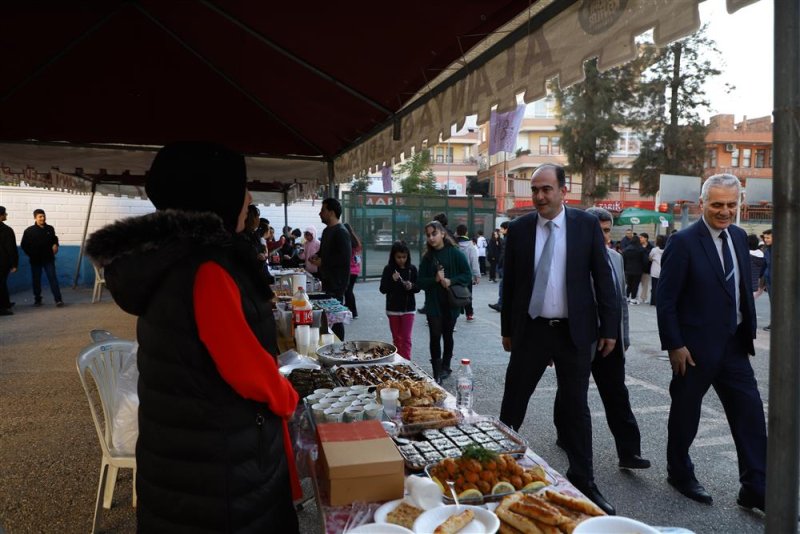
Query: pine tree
397 149 438 195
554 57 644 206
630 25 724 195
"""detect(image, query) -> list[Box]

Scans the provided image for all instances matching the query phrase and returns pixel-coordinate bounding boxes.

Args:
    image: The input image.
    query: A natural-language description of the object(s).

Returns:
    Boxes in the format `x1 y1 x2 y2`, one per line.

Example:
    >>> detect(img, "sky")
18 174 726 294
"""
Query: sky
700 0 773 122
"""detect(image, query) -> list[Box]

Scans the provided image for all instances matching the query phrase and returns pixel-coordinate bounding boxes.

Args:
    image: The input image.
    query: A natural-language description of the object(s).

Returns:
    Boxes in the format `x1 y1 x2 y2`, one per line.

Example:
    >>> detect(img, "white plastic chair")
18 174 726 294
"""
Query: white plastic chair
76 339 138 533
92 265 106 303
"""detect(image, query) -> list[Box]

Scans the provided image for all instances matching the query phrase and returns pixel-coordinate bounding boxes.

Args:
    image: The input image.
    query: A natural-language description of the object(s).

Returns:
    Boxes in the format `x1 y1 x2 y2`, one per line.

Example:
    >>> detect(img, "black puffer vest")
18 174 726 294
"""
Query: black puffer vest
86 211 297 534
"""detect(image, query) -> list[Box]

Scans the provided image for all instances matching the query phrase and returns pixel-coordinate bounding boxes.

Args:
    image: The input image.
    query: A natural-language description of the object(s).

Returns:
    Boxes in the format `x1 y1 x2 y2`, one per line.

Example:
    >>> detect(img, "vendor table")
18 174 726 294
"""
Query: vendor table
290 355 587 533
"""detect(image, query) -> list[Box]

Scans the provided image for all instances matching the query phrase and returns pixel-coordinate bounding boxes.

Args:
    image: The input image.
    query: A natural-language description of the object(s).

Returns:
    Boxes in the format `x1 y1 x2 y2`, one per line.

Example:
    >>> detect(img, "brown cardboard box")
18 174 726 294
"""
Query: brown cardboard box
317 420 405 506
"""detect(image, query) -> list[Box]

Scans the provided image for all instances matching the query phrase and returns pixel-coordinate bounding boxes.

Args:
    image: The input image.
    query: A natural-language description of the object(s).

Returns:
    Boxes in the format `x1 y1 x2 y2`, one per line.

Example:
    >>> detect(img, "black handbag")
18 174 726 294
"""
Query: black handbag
447 283 472 308
434 256 472 308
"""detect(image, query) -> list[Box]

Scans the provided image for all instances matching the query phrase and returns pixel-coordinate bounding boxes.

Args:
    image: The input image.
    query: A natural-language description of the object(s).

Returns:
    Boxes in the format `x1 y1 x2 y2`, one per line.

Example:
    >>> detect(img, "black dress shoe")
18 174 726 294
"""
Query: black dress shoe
619 455 651 469
667 476 713 504
737 487 765 513
569 480 616 516
488 303 501 312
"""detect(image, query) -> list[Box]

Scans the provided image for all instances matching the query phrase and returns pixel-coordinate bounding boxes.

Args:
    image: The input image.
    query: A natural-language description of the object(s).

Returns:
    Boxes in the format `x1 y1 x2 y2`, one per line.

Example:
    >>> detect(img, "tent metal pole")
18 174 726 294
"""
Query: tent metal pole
327 161 335 199
72 181 97 289
766 0 800 531
284 188 289 231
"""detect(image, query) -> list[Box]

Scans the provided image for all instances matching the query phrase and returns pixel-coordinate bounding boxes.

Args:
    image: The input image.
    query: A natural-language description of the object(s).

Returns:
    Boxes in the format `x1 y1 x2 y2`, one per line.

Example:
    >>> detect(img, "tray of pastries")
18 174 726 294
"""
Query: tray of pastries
331 362 428 386
395 417 528 471
399 406 462 435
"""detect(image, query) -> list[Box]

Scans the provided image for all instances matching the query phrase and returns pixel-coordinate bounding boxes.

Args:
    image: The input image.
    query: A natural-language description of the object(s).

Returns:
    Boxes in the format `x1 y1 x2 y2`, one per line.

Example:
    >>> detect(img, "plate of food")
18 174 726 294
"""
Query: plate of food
412 505 499 534
494 490 607 533
316 340 397 366
425 445 553 503
374 499 426 530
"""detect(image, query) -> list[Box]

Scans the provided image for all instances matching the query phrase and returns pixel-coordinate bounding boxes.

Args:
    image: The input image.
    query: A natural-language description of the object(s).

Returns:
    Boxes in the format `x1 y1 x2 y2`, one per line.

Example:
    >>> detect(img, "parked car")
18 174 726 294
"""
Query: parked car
374 229 393 248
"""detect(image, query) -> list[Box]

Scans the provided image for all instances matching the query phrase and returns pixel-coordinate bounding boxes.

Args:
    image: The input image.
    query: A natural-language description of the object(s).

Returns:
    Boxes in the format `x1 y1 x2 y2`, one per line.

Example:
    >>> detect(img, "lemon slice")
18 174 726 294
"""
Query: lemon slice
523 480 548 492
527 466 548 482
432 477 445 494
457 488 483 501
491 481 516 495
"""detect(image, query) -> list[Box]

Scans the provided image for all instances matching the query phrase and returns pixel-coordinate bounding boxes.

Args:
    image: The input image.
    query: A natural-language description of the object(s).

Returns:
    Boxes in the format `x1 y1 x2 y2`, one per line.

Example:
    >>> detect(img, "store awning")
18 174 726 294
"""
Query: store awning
0 0 760 186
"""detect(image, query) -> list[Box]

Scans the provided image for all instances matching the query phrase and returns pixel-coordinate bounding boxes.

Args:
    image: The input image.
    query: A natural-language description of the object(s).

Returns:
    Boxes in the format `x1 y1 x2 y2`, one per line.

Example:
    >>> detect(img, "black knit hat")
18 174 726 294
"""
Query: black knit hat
146 141 247 231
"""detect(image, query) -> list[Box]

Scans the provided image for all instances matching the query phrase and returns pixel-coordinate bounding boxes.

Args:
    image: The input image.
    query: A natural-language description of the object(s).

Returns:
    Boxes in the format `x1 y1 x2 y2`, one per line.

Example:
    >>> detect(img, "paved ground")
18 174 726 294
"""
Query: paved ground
0 277 772 533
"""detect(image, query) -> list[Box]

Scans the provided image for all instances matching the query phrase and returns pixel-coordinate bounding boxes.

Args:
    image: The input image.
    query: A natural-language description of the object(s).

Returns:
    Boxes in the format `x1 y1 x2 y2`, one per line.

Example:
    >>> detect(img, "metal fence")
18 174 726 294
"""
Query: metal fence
342 192 497 278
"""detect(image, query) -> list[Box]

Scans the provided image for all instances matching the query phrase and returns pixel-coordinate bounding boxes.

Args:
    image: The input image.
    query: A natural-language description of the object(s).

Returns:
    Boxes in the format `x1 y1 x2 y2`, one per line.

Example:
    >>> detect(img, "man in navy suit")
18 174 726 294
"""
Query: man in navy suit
657 173 766 512
499 164 619 515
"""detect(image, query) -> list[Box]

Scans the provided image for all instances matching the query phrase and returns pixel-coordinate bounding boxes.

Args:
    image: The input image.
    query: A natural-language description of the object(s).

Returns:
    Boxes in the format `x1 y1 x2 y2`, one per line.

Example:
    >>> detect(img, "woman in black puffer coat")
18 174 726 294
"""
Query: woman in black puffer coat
86 142 299 534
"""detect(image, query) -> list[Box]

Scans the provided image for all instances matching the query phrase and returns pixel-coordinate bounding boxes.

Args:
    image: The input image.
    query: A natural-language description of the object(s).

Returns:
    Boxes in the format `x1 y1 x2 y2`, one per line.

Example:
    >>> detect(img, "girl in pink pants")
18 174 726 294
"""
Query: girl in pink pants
379 241 420 360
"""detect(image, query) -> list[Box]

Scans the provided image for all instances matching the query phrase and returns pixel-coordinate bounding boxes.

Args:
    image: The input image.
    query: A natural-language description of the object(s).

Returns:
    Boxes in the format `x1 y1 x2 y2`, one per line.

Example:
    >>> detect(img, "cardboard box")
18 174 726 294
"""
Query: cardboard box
317 420 405 506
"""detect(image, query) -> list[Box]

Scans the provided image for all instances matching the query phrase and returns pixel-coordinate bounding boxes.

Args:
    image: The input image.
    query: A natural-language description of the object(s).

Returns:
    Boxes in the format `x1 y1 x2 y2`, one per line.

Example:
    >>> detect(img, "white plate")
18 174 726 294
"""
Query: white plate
374 498 406 523
573 515 660 534
413 505 499 534
347 523 414 534
278 362 321 376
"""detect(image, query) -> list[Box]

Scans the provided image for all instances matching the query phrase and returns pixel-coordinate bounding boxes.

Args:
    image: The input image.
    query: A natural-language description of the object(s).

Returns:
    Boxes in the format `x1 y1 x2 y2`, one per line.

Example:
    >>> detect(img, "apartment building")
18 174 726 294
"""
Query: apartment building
475 97 655 215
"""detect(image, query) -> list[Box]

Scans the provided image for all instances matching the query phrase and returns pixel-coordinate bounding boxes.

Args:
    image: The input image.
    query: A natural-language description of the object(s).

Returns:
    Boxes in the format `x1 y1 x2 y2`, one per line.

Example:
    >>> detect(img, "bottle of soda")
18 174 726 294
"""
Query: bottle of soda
455 358 474 412
291 286 313 335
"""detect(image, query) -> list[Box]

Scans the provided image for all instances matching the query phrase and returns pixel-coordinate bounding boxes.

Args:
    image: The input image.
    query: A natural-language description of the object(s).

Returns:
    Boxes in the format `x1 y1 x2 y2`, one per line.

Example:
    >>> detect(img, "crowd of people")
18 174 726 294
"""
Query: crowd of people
1 142 776 529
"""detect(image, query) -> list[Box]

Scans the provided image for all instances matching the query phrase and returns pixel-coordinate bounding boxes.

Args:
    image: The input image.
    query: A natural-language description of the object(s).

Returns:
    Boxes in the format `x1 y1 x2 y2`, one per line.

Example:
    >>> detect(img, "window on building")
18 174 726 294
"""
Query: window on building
742 148 752 168
531 97 556 118
445 146 453 163
705 148 717 168
435 147 444 163
602 174 619 189
621 174 633 192
769 149 773 168
564 174 572 192
731 148 739 167
755 149 766 168
539 136 549 155
551 136 560 155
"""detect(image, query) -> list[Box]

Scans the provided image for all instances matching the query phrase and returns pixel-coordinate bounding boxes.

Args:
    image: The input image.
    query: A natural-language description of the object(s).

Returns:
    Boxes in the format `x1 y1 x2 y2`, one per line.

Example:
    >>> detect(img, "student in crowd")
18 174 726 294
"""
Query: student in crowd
344 222 362 319
20 208 63 307
648 234 666 306
486 228 503 283
379 241 420 360
300 226 320 275
455 223 480 322
748 234 765 300
476 230 487 276
417 220 471 383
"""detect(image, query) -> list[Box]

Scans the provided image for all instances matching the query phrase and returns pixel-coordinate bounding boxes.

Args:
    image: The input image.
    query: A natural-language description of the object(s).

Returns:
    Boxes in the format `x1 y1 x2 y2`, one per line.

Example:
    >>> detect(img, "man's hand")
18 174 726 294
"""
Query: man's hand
502 336 512 352
668 346 695 376
597 338 617 357
473 276 480 285
309 255 321 266
52 244 58 255
10 267 16 273
402 281 412 290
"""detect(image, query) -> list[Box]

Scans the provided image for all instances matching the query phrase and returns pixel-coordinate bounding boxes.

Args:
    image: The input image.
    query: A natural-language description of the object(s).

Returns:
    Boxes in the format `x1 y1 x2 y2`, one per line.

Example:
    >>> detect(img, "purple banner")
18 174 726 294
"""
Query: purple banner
489 105 526 156
381 166 392 192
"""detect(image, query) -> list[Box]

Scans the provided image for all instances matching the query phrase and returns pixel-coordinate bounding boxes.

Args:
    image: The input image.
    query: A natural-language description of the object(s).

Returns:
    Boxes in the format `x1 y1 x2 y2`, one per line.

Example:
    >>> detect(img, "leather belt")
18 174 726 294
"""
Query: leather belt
533 317 568 327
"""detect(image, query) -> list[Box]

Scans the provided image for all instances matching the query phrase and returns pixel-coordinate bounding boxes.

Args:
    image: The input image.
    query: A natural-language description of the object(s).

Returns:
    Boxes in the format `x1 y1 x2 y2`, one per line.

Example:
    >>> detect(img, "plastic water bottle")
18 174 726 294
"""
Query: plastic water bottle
456 358 474 412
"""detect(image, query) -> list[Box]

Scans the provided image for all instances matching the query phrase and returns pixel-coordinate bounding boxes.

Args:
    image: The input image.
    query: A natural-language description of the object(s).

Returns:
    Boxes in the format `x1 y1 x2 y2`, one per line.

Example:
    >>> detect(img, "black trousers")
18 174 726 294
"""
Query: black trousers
0 266 11 309
345 274 358 317
478 256 486 275
464 282 474 316
488 260 498 281
325 291 346 341
427 311 456 373
667 327 767 495
500 317 595 484
625 273 641 299
554 348 641 460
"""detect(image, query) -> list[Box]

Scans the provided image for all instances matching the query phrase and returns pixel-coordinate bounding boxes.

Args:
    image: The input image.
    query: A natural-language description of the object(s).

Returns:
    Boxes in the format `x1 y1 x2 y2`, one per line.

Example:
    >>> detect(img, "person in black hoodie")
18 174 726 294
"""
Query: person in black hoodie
379 241 420 360
622 234 648 304
85 142 299 534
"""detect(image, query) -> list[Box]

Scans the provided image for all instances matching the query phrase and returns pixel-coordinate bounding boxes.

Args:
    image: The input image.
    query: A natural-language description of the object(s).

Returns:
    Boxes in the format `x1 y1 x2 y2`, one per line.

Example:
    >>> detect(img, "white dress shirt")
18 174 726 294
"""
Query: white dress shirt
702 217 742 326
534 207 568 318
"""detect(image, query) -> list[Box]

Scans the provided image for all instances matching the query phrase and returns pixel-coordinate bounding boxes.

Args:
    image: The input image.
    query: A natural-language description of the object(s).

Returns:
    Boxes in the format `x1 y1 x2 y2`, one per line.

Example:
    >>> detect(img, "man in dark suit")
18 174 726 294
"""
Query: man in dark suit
554 207 650 471
657 173 766 512
0 206 18 315
499 164 619 515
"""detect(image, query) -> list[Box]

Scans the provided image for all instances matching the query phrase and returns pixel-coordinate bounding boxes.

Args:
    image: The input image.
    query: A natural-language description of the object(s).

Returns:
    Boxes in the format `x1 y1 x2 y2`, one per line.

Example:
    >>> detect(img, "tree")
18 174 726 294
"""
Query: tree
350 175 370 194
629 25 724 195
553 57 645 206
397 149 438 195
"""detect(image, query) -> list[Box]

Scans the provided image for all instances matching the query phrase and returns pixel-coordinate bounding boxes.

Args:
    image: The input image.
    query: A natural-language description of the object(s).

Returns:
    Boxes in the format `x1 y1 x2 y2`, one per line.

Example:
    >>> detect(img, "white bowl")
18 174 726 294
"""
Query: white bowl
573 515 660 534
413 504 499 534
